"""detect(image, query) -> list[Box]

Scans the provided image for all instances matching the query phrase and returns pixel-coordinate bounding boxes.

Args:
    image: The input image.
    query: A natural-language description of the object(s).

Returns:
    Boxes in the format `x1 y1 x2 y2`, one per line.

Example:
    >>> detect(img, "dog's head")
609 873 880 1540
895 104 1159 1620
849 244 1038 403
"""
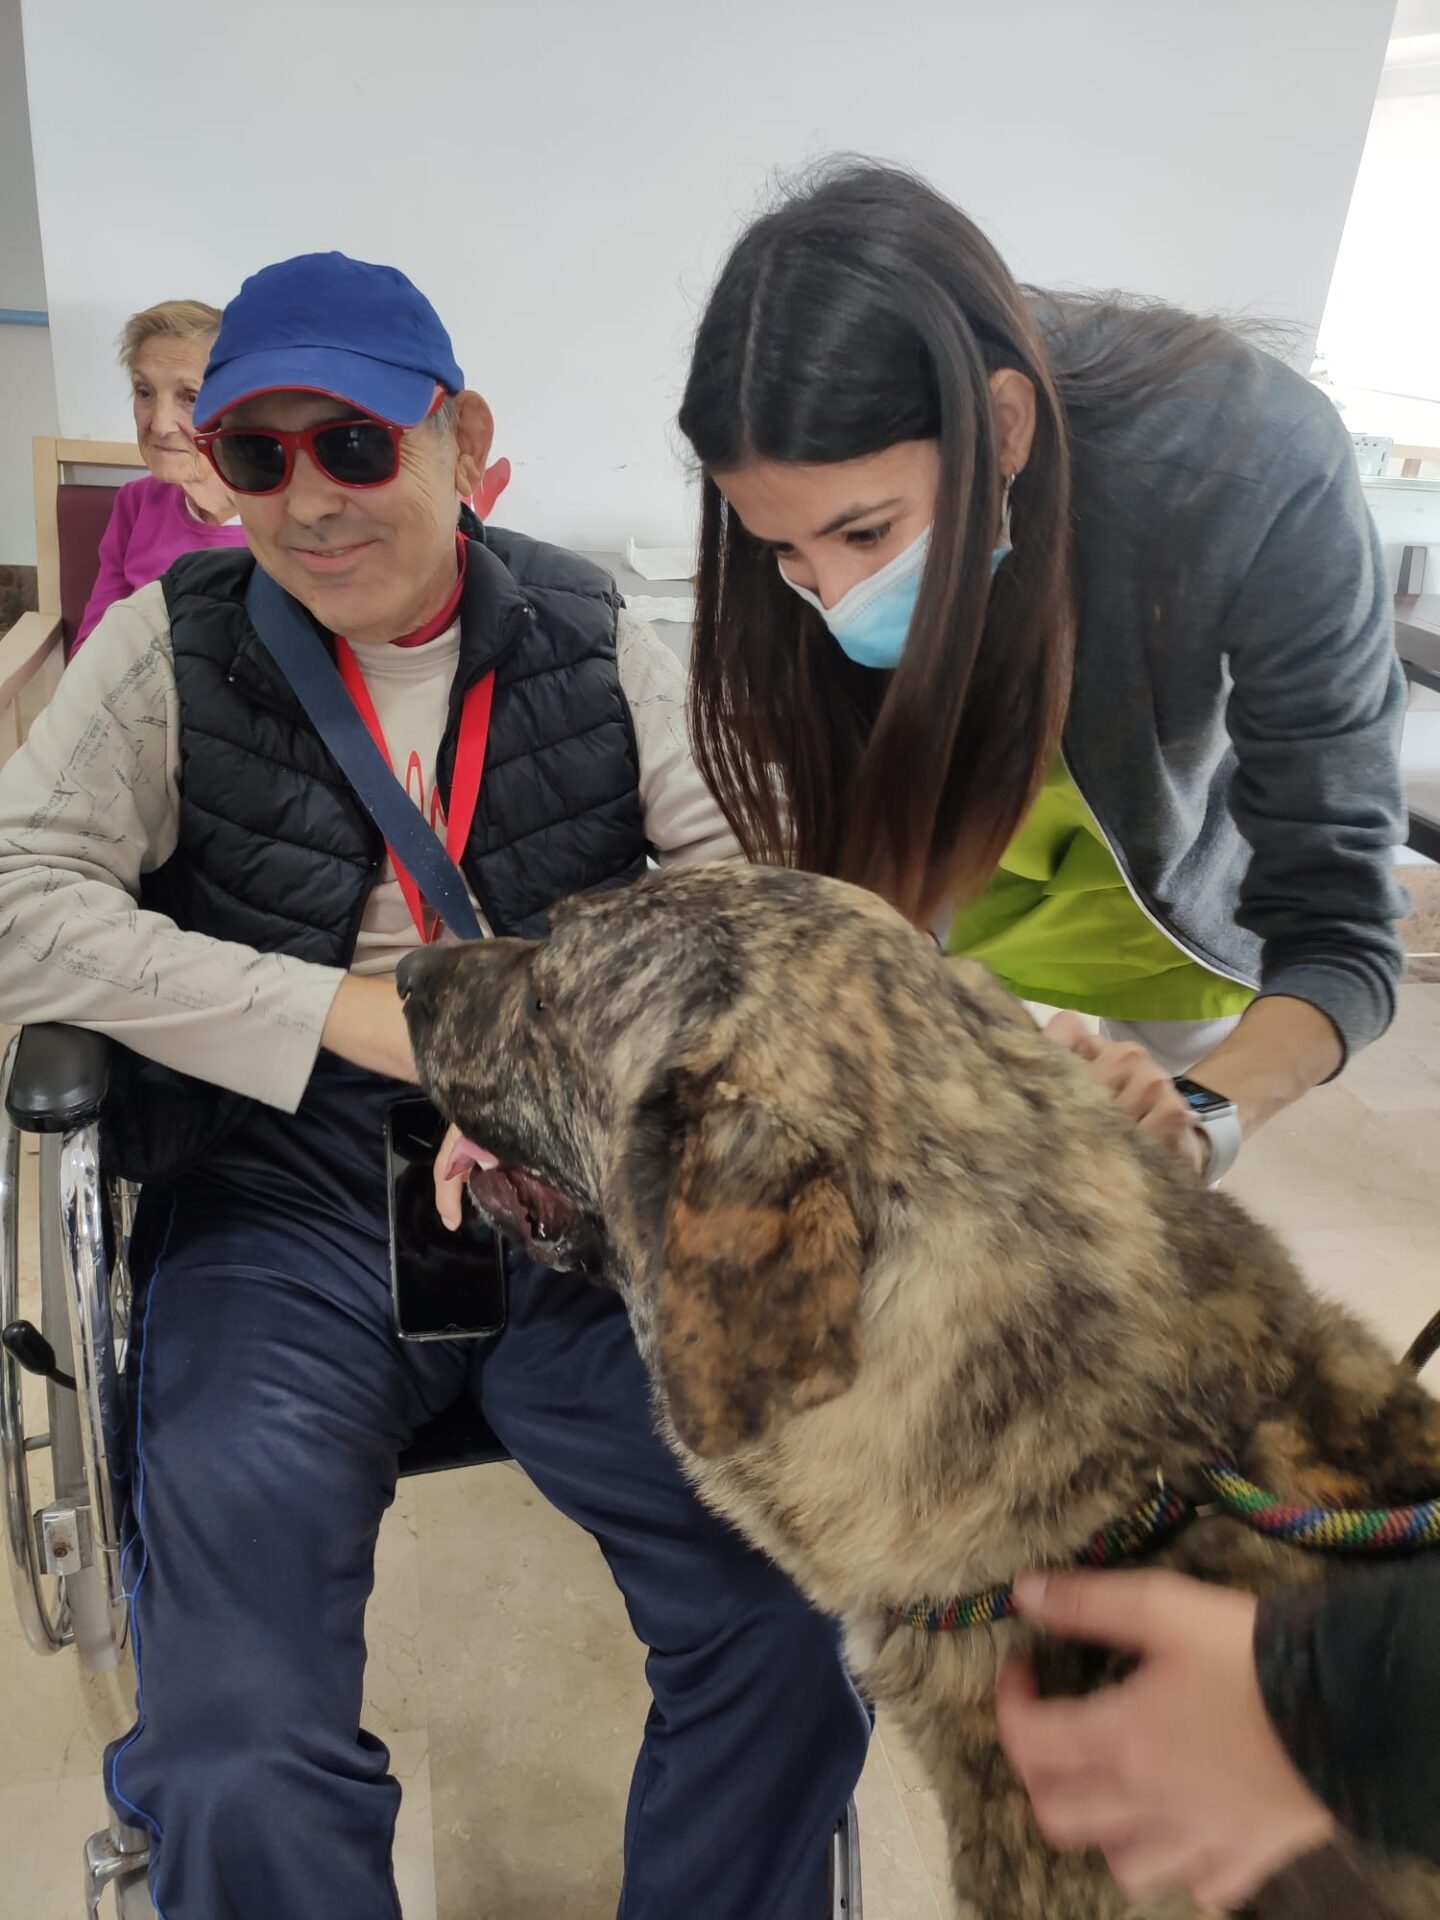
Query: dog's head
401 864 1009 1457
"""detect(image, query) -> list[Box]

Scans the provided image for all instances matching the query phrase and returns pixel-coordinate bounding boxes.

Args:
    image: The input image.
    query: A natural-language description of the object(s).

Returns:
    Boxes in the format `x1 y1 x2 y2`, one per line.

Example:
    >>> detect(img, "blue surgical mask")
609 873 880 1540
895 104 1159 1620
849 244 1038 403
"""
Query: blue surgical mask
780 526 1011 670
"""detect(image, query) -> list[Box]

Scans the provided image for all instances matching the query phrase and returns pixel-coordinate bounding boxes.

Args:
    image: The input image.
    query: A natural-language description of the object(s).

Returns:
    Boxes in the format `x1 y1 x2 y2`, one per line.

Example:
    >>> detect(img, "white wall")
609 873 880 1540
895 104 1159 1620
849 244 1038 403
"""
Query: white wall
1364 478 1440 853
1363 479 1440 622
1321 88 1440 407
0 328 60 567
1366 477 1440 556
1 0 58 565
22 0 1393 550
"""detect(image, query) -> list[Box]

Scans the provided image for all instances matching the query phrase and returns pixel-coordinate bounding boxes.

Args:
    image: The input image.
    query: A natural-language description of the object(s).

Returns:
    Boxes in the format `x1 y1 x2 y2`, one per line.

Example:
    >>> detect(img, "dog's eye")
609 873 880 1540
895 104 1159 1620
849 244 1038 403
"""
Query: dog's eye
529 987 547 1018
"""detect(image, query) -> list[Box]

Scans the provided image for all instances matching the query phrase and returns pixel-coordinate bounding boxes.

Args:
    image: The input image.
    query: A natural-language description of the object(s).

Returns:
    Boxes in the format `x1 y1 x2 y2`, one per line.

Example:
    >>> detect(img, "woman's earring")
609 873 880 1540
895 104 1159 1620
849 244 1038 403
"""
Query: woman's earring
1001 471 1016 547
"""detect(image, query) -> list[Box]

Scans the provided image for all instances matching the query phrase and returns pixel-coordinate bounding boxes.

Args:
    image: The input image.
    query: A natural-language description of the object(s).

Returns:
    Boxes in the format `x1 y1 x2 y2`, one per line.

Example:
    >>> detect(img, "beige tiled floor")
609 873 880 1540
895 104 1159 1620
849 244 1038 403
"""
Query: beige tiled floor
4 987 1440 1918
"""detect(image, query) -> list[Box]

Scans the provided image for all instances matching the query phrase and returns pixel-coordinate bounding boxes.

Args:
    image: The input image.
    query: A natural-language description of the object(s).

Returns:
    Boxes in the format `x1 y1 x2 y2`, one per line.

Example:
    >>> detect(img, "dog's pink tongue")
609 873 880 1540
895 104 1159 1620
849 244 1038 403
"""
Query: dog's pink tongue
442 1136 502 1182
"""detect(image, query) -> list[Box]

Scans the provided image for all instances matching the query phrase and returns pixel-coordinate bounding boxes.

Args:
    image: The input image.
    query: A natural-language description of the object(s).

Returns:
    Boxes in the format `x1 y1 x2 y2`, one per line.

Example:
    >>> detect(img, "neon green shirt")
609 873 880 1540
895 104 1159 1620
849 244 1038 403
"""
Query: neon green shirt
946 758 1255 1020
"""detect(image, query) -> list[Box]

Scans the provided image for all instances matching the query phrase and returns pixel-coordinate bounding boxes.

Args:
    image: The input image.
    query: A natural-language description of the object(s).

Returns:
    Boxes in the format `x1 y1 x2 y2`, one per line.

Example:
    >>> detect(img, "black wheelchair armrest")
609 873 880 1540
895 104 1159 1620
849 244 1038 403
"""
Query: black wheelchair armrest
5 1024 112 1132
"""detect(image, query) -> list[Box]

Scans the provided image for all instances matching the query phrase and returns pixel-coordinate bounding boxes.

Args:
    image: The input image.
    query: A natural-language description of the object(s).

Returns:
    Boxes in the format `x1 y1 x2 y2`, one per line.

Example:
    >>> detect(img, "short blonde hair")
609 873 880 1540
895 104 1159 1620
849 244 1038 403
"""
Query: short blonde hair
118 299 223 373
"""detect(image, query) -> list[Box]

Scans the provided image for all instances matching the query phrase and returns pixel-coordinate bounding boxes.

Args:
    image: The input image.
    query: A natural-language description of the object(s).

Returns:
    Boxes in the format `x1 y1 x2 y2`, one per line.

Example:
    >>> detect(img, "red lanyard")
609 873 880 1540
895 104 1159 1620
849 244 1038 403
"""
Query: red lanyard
334 638 495 944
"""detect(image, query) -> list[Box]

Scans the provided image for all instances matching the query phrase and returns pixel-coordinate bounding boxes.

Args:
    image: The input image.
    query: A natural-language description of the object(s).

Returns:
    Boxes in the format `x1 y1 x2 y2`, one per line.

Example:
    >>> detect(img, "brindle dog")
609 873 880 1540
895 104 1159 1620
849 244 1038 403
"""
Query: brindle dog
399 863 1440 1920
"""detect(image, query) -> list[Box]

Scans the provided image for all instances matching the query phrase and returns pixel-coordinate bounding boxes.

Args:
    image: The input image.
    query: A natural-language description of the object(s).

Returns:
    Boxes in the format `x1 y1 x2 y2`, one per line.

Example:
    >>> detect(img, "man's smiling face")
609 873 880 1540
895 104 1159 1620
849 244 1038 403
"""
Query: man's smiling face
225 389 465 645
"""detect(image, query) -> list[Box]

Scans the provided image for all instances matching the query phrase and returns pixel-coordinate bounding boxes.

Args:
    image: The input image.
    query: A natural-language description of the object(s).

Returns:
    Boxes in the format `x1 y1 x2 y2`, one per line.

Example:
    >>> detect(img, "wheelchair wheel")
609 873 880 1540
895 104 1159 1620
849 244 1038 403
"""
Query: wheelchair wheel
831 1795 862 1917
1 1035 131 1670
1 1043 68 1653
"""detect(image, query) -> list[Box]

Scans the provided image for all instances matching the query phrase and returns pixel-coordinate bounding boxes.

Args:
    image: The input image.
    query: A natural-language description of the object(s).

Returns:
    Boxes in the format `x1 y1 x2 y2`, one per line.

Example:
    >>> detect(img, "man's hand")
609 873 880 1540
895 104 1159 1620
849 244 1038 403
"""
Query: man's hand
1042 1012 1206 1174
995 1569 1336 1911
320 972 419 1083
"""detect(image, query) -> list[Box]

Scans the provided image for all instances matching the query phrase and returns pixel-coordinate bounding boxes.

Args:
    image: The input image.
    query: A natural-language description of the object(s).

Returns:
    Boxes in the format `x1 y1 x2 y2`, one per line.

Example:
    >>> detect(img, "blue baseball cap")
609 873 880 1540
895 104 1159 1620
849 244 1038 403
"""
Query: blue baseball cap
195 252 465 429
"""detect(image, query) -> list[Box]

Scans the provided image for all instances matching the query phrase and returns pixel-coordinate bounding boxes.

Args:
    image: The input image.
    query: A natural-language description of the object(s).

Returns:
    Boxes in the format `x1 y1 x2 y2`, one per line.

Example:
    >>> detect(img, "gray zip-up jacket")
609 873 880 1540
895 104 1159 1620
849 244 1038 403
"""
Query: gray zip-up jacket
1057 335 1406 1058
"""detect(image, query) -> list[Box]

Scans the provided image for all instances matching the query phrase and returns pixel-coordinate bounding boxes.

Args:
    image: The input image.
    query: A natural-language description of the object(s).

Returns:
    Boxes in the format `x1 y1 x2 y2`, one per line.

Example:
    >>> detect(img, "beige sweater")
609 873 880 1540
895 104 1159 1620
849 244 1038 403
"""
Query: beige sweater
0 581 737 1112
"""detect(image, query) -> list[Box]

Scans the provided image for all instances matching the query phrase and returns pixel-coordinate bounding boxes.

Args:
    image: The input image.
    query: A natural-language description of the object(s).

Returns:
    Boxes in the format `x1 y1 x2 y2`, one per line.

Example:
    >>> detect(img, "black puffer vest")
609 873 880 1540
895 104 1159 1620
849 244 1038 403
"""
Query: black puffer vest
103 520 648 1182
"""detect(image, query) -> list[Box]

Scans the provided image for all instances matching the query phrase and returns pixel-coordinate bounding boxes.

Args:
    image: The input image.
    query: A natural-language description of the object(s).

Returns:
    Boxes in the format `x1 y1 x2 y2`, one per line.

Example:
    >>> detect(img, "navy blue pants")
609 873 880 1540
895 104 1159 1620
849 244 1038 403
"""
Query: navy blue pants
105 1061 869 1920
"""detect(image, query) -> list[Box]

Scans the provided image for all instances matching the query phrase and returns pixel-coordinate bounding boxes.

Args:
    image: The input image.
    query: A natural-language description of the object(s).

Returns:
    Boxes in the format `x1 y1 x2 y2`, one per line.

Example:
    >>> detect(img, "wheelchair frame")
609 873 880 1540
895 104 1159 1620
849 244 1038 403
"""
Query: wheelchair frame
1 1028 153 1916
1 1025 862 1919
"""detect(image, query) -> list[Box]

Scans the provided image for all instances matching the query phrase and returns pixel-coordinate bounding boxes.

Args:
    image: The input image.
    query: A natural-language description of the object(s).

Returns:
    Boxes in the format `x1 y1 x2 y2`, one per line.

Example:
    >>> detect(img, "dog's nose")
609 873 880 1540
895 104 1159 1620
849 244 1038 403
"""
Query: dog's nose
395 949 433 1003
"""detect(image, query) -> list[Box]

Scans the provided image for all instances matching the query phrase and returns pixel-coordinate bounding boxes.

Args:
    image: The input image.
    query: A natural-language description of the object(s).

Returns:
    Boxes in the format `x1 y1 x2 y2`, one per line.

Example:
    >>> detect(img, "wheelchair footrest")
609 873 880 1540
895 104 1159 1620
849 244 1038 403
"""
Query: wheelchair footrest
85 1822 151 1920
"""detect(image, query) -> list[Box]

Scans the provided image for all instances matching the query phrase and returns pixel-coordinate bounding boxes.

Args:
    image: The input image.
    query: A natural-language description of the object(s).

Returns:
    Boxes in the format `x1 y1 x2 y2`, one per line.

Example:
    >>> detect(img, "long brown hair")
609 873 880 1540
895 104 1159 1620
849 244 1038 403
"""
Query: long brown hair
679 161 1247 927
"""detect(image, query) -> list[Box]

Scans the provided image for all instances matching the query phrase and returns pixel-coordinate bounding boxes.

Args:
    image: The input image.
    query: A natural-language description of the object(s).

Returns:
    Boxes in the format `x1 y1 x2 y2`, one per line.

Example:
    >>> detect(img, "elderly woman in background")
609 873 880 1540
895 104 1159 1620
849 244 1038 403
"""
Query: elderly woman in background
74 299 248 651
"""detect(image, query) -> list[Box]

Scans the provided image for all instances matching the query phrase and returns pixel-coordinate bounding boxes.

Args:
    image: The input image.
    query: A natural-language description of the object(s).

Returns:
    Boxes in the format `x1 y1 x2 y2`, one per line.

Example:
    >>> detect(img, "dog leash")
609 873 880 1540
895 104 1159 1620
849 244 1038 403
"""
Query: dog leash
892 1304 1440 1635
1405 1306 1440 1373
1198 1458 1440 1550
890 1479 1194 1633
889 1455 1440 1634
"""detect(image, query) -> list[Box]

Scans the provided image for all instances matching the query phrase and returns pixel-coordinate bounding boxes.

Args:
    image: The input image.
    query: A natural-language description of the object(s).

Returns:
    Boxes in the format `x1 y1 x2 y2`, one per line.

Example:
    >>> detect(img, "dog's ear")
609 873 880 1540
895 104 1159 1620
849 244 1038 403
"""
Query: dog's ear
656 1083 862 1457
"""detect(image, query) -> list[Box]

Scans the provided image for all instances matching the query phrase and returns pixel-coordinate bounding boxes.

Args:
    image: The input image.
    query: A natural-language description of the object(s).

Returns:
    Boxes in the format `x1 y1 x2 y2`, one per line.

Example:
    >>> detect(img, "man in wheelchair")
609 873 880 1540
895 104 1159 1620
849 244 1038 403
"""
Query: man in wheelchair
0 253 870 1919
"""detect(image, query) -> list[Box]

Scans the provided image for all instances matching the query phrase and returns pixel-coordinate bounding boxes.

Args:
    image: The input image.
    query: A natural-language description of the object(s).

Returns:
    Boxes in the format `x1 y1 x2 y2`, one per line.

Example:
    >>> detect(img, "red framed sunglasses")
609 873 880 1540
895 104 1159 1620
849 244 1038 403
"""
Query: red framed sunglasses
194 389 444 496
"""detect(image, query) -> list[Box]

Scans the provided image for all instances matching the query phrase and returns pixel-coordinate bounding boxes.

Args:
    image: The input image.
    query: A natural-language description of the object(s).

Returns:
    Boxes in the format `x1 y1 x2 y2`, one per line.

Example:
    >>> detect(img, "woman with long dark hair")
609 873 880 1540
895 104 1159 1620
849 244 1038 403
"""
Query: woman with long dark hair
679 160 1406 1173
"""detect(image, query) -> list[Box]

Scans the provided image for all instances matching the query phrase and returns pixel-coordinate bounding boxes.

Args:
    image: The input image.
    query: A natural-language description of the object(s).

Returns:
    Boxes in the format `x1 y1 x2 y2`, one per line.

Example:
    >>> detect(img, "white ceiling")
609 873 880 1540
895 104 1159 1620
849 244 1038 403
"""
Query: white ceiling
1392 0 1440 36
1382 8 1440 94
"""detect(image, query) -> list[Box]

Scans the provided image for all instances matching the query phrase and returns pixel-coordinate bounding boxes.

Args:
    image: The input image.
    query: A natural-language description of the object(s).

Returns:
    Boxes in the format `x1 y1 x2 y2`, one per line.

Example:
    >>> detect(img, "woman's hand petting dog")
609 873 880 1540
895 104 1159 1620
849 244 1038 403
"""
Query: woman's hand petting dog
1042 1012 1208 1175
995 1569 1337 1911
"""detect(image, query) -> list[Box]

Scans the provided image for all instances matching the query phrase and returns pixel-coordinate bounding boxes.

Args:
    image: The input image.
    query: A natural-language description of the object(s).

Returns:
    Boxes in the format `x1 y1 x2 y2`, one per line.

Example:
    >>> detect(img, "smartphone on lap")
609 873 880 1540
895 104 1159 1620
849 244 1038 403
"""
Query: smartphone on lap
384 1096 507 1341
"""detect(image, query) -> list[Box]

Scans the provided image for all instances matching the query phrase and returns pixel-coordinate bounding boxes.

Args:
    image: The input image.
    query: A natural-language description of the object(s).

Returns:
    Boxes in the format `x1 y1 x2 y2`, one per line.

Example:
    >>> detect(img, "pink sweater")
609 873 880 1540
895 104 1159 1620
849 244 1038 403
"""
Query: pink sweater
75 475 248 650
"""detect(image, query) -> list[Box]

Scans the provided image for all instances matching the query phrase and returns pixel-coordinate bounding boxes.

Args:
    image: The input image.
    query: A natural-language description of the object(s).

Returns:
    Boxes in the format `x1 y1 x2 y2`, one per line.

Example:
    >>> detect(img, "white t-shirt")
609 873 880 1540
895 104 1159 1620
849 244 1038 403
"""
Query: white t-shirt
345 619 469 973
